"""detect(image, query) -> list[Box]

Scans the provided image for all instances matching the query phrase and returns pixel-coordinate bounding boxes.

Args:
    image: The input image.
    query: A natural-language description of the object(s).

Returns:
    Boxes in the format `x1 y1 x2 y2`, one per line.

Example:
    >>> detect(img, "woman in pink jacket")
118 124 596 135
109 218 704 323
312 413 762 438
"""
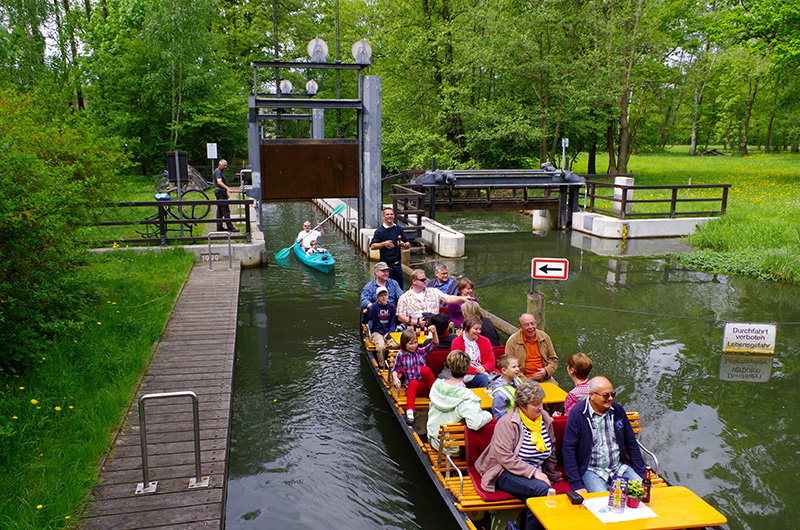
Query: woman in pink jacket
450 315 495 388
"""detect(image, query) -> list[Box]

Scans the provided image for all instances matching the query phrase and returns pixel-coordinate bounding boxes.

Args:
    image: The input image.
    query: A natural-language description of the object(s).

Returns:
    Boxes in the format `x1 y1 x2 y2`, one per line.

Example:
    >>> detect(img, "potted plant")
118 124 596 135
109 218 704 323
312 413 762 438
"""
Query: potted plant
626 479 644 508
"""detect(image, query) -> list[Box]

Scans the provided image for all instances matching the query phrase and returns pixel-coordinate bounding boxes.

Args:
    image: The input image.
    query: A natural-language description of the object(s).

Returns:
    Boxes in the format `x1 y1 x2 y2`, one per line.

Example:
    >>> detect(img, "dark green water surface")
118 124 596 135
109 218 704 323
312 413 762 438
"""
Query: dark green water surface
226 207 799 530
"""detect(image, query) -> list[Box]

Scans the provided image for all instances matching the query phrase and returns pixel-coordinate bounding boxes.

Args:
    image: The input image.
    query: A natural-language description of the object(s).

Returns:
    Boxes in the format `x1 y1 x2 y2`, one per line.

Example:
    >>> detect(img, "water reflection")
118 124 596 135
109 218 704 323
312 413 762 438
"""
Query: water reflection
228 206 800 530
226 203 461 530
460 228 800 530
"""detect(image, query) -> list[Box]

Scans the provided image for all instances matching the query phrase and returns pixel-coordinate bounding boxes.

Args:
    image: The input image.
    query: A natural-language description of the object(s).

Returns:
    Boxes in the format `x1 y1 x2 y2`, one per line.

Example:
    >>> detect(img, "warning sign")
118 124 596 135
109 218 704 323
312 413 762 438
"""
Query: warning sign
722 322 776 354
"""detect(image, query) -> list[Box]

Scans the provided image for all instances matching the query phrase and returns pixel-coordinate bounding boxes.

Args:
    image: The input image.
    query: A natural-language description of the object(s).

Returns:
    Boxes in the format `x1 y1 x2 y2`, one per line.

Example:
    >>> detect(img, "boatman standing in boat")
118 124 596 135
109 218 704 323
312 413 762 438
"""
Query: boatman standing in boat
296 220 324 251
214 159 240 233
370 207 410 289
396 269 476 327
505 313 559 384
561 376 646 494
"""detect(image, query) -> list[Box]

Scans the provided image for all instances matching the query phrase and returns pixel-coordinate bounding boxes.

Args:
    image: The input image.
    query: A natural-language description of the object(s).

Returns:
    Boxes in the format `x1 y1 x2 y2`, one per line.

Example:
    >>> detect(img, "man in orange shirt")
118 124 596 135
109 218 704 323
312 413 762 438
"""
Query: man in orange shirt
504 313 559 384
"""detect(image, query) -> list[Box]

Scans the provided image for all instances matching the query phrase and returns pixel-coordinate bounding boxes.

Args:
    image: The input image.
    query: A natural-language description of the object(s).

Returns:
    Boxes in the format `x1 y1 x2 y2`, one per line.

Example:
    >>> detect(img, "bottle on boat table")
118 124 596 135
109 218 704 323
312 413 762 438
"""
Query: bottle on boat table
642 466 652 503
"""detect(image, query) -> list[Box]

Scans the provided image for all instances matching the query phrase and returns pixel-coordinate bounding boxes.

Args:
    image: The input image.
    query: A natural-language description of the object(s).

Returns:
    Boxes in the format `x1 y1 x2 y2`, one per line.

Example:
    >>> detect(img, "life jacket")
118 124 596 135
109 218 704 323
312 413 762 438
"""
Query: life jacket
496 377 522 414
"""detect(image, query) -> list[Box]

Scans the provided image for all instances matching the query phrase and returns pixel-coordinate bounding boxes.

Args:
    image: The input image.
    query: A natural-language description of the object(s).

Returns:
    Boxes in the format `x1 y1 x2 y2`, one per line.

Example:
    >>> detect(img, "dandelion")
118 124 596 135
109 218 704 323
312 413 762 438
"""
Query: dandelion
37 505 42 509
55 406 62 411
31 399 38 404
12 416 17 420
65 516 70 519
97 322 102 325
19 386 24 390
68 406 74 409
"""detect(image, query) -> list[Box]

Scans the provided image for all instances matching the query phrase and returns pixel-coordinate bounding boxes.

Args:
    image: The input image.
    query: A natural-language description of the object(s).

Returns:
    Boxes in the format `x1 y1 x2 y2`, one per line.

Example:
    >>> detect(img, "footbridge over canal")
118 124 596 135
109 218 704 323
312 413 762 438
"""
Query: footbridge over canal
385 165 585 239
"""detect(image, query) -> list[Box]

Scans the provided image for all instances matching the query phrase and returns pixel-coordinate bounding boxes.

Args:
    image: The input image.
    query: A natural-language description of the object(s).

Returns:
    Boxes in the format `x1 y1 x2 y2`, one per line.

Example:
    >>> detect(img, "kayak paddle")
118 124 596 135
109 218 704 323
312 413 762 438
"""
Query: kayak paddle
275 203 346 260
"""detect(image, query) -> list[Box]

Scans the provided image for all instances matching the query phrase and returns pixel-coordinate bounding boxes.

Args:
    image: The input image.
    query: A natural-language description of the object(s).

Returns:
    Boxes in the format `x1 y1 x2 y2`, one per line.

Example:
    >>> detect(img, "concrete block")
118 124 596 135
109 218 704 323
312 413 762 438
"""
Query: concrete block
613 176 634 215
531 210 557 231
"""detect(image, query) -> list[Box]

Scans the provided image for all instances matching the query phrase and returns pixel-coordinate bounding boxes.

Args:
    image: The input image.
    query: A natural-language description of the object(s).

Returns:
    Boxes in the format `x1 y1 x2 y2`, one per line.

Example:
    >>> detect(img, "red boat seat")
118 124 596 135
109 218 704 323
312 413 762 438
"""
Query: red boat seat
465 417 572 502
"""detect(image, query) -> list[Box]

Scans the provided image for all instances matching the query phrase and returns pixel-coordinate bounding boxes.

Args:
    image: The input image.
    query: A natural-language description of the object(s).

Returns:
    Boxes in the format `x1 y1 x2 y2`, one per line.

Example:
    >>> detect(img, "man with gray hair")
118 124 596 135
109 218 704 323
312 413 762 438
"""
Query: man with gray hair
562 376 646 494
214 159 239 232
426 262 459 296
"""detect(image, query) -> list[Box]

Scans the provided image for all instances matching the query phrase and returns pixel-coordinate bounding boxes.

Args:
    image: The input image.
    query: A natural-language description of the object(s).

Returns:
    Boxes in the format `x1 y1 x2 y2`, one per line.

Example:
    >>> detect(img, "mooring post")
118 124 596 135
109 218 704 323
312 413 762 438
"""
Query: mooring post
527 290 546 331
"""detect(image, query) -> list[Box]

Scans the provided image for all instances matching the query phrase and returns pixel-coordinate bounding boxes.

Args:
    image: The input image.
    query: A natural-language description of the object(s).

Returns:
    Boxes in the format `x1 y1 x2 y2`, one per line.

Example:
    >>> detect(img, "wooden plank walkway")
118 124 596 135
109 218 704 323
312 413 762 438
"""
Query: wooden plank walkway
79 262 241 530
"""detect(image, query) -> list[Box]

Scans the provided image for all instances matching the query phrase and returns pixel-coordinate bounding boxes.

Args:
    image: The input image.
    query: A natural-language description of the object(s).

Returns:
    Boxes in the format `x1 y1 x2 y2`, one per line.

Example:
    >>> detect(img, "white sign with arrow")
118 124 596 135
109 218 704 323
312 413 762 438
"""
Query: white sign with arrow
531 258 569 281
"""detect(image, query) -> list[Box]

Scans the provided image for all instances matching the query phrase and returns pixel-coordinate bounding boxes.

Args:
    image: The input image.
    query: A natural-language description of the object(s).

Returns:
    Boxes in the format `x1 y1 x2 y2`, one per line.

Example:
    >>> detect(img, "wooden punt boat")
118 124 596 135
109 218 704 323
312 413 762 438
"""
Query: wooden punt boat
359 321 727 530
293 244 335 273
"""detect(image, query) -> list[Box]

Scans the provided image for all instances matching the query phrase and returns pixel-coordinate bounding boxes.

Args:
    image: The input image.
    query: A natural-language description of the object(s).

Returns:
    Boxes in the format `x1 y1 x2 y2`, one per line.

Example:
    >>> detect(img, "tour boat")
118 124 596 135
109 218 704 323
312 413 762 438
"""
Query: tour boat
358 320 728 530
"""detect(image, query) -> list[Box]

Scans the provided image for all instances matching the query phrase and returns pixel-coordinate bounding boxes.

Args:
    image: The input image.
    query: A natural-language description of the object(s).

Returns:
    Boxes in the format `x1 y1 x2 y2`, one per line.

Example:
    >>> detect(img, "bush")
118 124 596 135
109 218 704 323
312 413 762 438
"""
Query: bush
0 87 125 373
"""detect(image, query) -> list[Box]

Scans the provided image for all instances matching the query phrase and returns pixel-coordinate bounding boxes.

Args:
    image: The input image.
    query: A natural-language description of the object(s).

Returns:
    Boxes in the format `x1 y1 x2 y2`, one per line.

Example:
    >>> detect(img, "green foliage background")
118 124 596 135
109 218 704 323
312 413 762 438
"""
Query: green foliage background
0 88 123 373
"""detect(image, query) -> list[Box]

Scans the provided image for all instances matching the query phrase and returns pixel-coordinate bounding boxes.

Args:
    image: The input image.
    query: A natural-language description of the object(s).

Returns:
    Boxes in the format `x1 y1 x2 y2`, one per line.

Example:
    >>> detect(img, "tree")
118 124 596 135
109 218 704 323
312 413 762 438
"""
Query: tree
0 87 122 373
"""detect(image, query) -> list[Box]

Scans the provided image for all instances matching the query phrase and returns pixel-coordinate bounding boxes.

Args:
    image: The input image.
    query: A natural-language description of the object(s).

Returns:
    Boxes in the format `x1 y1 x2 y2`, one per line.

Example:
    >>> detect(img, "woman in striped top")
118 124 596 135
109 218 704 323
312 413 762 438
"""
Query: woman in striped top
475 379 562 530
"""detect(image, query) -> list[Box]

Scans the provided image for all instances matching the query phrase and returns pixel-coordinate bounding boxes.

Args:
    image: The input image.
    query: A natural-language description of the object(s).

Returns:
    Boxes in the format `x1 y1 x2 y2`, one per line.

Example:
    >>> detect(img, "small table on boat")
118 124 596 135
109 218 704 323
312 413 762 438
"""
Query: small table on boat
389 331 429 345
472 382 568 409
526 486 727 530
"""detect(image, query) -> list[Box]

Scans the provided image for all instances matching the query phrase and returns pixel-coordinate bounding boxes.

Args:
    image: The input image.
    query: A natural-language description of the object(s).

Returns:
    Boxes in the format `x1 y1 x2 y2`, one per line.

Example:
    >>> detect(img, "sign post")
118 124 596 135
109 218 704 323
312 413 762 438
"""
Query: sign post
531 258 569 282
207 143 218 185
528 258 570 331
718 322 777 384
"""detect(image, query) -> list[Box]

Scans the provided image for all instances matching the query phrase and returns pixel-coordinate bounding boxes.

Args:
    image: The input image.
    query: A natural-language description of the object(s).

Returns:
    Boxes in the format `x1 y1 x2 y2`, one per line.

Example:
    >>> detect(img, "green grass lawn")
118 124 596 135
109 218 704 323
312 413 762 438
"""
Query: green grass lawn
0 250 194 529
573 147 800 283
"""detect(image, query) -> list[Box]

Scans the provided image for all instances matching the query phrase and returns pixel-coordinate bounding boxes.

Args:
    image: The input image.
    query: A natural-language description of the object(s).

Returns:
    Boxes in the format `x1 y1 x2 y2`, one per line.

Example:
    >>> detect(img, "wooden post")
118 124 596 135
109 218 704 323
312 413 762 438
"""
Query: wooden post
527 290 546 331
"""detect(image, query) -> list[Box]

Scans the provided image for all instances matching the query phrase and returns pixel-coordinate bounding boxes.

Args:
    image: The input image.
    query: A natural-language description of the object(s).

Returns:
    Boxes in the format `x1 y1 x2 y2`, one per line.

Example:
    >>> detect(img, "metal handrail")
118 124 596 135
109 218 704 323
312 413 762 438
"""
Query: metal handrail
207 231 233 271
135 391 209 494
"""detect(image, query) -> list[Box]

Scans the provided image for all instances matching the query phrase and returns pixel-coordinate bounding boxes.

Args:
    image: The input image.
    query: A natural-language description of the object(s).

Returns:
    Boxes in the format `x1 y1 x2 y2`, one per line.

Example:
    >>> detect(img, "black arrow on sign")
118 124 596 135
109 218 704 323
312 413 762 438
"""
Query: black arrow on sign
539 264 563 274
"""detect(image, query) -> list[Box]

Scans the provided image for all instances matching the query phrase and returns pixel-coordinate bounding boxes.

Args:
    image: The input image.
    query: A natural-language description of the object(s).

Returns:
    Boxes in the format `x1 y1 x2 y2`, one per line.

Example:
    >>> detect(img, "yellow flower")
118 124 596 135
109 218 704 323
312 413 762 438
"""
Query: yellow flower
65 516 70 519
68 406 74 409
30 399 38 404
37 505 42 509
12 416 17 420
54 406 62 411
19 386 24 390
97 322 101 325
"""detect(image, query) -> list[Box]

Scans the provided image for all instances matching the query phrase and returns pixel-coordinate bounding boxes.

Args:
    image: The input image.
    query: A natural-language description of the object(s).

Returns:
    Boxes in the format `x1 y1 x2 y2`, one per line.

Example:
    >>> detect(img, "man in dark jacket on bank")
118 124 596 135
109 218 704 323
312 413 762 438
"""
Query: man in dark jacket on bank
562 376 646 493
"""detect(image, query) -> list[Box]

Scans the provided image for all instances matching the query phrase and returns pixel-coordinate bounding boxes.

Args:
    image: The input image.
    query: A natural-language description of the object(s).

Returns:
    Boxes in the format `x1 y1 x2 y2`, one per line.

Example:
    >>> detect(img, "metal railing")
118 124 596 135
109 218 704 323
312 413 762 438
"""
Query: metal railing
207 231 233 270
97 199 253 245
582 180 730 219
135 391 209 494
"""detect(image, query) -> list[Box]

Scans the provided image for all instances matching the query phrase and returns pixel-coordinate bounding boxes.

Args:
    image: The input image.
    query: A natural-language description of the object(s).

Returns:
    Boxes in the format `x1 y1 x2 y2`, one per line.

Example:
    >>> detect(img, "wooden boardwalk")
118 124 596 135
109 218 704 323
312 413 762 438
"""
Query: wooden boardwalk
80 262 241 530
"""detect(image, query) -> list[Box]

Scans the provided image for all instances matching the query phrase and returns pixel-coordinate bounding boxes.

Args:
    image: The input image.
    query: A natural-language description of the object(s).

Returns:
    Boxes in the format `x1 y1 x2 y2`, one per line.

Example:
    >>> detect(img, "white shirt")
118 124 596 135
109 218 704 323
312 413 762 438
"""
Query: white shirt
297 229 321 250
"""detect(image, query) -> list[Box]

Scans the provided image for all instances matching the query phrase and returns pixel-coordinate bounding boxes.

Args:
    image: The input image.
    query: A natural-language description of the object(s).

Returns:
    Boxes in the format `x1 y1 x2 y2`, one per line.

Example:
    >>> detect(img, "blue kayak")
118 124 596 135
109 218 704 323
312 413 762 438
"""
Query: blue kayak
294 244 335 274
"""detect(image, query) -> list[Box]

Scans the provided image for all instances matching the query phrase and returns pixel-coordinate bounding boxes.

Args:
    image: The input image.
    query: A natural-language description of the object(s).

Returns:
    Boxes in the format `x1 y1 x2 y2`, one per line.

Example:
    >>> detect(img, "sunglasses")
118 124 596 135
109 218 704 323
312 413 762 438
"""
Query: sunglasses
592 391 616 400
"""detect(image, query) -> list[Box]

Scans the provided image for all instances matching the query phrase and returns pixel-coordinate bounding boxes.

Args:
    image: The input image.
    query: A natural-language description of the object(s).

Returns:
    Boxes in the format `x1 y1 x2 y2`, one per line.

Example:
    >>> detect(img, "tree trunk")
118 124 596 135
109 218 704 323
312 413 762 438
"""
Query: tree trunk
764 86 778 153
617 89 631 172
690 55 717 155
606 122 618 174
588 138 597 175
739 78 759 157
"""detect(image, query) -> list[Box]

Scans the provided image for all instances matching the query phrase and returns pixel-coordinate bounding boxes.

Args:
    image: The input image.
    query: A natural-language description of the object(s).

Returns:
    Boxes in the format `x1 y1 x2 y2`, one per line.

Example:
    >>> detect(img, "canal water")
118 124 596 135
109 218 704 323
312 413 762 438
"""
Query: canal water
226 205 800 530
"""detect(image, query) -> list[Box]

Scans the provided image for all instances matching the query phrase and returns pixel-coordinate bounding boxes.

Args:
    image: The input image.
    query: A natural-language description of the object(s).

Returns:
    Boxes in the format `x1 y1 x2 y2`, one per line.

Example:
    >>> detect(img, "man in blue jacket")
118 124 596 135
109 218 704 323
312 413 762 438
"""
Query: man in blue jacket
562 376 646 493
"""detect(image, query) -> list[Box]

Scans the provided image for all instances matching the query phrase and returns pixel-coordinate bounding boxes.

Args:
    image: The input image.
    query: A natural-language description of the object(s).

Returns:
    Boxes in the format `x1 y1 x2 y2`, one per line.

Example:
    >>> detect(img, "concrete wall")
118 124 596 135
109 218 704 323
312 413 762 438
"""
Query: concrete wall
572 211 712 239
312 199 465 259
